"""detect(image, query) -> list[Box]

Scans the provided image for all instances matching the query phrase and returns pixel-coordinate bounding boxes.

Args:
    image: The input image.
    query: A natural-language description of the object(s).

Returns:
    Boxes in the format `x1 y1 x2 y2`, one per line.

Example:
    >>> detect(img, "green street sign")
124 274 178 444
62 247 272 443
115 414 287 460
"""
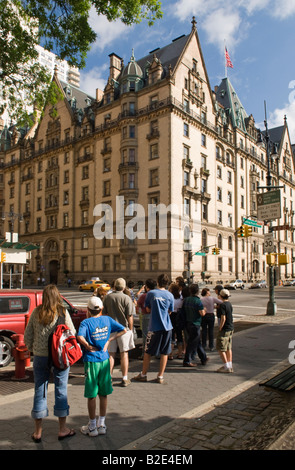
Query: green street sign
195 252 206 256
243 218 262 227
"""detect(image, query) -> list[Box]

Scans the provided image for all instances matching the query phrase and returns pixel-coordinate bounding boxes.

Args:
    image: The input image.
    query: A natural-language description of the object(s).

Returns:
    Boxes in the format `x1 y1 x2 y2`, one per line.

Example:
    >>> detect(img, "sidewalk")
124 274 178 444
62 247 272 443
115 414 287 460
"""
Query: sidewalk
1 313 295 451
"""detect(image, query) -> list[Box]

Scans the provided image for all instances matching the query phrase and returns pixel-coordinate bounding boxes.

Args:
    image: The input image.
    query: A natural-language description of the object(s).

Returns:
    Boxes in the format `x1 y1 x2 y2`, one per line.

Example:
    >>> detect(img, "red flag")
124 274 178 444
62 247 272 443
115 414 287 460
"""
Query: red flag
225 47 233 68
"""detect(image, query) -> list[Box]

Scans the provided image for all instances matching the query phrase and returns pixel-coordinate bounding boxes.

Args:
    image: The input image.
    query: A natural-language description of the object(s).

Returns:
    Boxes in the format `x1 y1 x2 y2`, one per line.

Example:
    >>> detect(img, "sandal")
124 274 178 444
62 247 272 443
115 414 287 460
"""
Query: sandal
58 429 76 441
31 434 41 443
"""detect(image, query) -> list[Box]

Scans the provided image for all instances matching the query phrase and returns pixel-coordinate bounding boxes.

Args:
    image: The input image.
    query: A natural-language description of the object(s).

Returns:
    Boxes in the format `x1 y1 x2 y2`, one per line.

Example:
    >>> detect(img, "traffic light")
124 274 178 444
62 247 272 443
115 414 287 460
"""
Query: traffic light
215 248 220 255
212 247 216 255
237 225 246 237
1 252 6 263
278 254 289 265
266 253 276 265
245 226 252 237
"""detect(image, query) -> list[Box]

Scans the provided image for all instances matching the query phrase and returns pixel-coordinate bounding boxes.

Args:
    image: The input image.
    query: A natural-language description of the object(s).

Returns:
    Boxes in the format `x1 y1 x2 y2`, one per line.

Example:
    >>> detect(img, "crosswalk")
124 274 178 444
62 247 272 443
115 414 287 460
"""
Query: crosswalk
60 289 91 308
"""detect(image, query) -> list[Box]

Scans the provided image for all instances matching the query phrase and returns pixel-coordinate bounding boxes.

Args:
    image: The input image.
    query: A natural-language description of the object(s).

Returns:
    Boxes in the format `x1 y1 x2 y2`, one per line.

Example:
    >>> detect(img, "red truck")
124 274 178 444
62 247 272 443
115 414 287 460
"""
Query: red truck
0 289 87 367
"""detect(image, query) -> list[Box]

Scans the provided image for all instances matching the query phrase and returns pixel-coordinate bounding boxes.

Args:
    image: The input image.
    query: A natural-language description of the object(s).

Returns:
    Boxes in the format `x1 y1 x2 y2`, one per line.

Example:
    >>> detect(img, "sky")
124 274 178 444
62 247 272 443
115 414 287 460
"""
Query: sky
79 0 295 142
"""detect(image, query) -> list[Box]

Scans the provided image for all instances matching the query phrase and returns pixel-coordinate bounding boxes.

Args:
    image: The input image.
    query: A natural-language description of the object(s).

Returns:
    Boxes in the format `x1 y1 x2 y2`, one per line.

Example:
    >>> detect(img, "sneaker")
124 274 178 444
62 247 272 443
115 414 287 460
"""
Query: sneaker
97 425 107 435
156 376 164 384
80 424 98 437
133 373 147 382
216 366 232 373
120 378 131 387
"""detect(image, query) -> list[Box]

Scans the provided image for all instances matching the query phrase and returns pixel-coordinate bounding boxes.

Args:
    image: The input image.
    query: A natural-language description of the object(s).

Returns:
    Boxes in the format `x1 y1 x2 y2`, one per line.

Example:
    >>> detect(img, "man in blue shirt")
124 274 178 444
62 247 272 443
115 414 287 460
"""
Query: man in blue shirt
133 274 174 384
77 296 126 436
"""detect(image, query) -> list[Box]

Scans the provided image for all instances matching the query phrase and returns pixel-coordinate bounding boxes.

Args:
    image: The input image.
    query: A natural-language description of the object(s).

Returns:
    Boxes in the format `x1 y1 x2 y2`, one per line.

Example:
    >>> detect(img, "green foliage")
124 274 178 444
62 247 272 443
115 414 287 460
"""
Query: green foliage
0 0 162 126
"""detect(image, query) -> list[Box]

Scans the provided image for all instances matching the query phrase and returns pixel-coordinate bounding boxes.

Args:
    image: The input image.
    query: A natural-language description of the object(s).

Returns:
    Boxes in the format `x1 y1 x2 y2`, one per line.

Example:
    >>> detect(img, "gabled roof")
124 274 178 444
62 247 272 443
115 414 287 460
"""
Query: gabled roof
137 34 190 76
215 78 248 131
264 125 285 145
59 80 95 111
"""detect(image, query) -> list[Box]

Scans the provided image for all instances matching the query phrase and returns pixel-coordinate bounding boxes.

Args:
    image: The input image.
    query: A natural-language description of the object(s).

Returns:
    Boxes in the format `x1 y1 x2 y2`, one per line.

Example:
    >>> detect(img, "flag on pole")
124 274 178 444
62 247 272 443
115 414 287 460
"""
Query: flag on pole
225 47 233 68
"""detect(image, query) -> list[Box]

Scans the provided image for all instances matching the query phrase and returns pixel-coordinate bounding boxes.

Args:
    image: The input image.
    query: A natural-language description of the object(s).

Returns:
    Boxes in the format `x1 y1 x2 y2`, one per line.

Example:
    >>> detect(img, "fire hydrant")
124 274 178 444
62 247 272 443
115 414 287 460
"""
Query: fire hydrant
11 334 30 380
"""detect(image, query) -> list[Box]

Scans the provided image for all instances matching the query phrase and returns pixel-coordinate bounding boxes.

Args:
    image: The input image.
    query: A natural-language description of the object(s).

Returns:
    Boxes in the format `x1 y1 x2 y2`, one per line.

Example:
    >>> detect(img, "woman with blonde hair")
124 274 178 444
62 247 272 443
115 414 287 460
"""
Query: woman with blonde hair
24 284 76 443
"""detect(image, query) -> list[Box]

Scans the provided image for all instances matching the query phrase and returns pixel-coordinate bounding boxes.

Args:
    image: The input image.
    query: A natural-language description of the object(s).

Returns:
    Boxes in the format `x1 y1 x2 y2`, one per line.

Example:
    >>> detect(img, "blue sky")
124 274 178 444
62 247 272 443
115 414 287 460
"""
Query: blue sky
79 0 295 141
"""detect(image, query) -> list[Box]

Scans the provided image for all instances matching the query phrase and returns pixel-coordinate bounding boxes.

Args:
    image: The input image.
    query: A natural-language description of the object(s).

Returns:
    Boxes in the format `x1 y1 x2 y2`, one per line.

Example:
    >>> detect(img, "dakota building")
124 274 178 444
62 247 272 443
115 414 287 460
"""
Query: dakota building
0 18 294 285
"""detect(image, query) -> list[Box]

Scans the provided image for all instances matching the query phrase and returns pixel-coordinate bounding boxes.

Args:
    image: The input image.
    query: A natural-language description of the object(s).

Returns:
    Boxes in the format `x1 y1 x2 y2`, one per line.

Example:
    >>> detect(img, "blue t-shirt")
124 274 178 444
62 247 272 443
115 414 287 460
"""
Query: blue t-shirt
144 288 174 332
78 315 125 362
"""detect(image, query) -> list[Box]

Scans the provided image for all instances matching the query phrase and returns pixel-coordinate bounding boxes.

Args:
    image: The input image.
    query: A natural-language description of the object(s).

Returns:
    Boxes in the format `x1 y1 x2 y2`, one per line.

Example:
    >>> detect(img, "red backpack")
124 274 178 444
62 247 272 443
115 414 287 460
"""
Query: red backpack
48 316 82 370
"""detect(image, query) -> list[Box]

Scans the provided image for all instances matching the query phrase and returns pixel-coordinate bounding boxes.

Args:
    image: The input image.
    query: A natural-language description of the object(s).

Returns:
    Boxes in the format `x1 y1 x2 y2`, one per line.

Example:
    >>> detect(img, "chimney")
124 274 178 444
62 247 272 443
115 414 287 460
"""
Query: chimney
96 88 104 102
109 53 122 80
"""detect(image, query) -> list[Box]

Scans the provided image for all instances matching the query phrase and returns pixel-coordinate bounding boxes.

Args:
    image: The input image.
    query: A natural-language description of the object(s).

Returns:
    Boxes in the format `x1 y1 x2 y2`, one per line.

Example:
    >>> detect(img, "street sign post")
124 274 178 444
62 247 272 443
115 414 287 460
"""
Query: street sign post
264 233 274 253
243 218 263 227
270 224 290 231
257 190 281 221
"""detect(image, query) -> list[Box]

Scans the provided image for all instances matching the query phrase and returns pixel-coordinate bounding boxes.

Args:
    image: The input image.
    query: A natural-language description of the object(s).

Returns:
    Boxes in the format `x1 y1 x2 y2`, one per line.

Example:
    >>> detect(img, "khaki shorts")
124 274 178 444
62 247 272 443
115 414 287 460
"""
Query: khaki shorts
108 328 135 353
216 330 233 352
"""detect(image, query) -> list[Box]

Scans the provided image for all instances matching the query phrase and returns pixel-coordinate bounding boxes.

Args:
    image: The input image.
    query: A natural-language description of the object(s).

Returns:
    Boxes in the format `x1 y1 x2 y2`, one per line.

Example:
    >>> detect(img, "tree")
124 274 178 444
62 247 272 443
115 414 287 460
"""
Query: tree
0 0 162 125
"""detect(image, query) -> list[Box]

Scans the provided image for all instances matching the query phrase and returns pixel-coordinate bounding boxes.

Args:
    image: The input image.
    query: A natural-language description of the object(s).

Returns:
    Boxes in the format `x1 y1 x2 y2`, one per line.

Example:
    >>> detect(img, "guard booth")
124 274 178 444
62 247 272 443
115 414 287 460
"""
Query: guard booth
0 239 39 288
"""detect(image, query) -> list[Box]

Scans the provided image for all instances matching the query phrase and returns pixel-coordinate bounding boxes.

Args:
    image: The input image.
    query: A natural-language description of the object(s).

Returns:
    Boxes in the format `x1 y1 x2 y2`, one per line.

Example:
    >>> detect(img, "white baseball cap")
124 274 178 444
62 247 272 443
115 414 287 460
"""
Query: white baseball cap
87 296 103 310
220 289 230 298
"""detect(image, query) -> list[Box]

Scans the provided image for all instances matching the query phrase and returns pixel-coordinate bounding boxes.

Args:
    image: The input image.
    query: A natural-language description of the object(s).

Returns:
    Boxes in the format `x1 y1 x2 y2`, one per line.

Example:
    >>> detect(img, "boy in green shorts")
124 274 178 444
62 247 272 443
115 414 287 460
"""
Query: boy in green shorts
77 296 126 436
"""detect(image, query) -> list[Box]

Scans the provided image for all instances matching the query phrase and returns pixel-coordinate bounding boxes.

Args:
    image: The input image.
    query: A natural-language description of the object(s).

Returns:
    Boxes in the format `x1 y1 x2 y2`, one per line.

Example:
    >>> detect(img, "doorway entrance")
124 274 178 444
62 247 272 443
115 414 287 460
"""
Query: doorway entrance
49 260 59 284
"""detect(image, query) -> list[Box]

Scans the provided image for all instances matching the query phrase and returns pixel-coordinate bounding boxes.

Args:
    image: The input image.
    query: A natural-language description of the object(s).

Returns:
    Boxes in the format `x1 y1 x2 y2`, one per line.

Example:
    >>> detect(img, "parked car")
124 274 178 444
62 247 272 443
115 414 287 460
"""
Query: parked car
284 279 295 286
224 279 245 290
0 289 87 368
79 279 110 292
250 280 267 289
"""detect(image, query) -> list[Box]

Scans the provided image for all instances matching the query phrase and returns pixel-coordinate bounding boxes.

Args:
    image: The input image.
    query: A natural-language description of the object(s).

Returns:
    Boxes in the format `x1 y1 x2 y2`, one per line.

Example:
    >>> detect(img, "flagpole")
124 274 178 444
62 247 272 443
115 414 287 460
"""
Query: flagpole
224 40 227 78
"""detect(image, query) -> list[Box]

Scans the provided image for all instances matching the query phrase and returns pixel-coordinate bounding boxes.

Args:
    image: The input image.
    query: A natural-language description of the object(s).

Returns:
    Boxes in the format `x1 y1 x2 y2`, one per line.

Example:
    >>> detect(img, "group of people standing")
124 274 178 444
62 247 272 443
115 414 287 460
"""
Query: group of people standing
23 275 234 441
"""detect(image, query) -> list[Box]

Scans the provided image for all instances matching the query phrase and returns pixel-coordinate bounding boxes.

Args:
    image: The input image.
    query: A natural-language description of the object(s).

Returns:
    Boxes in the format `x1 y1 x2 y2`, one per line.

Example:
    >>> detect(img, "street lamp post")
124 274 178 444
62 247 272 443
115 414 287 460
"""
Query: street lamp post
1 211 23 242
257 101 279 316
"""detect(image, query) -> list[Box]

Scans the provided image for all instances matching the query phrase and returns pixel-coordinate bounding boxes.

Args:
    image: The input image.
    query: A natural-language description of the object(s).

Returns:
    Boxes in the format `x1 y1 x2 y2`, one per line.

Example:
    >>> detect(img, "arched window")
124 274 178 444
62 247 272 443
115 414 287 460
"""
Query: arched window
228 236 233 251
218 234 223 249
202 229 207 249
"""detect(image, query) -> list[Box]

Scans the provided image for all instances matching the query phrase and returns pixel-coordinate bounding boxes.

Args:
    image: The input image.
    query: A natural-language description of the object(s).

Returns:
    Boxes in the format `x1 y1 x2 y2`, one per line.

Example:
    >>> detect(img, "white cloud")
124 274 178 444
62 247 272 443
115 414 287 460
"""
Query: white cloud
80 64 108 96
88 7 132 52
172 0 295 51
267 102 295 142
270 0 295 19
202 8 243 52
173 0 215 20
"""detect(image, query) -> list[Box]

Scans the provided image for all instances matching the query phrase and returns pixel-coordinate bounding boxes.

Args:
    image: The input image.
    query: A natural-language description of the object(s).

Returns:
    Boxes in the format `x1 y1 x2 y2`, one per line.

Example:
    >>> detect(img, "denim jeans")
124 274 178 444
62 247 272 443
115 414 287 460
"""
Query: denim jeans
183 322 207 365
141 314 151 351
32 356 70 419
